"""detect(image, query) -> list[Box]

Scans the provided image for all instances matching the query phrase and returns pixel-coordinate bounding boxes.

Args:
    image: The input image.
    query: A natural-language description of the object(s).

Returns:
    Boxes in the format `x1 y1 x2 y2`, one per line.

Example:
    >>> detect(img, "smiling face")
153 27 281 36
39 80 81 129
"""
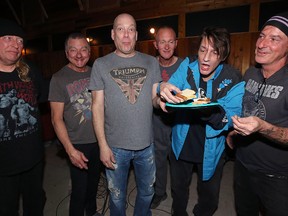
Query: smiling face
0 35 23 68
153 27 177 60
65 37 90 72
197 36 222 81
111 13 138 58
255 25 288 71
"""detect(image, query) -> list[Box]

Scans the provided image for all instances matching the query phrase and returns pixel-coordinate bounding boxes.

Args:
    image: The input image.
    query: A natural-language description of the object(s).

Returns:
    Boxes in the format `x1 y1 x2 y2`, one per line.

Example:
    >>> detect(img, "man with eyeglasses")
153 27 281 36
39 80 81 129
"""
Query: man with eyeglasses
227 11 288 216
151 26 183 209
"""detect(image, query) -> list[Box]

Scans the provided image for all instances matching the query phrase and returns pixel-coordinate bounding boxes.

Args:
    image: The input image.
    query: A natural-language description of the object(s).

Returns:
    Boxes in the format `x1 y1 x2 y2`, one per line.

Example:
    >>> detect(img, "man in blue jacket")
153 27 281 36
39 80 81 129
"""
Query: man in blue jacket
157 27 245 216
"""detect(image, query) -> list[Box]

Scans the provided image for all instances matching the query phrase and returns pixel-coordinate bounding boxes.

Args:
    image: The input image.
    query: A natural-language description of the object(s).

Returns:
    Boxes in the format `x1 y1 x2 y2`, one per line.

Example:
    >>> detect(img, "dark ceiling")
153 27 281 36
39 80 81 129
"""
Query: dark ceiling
0 0 125 39
1 0 287 43
0 0 80 26
2 0 177 41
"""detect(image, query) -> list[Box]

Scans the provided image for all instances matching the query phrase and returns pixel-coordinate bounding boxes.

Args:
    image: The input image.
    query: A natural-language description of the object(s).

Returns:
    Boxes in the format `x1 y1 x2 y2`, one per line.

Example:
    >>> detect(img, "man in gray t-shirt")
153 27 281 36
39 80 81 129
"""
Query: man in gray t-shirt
49 33 101 216
89 13 161 216
151 26 183 209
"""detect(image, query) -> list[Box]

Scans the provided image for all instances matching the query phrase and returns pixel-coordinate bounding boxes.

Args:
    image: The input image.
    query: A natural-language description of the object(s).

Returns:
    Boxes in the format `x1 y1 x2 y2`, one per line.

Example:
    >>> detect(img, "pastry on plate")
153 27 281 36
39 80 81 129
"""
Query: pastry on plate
176 89 196 101
192 97 211 105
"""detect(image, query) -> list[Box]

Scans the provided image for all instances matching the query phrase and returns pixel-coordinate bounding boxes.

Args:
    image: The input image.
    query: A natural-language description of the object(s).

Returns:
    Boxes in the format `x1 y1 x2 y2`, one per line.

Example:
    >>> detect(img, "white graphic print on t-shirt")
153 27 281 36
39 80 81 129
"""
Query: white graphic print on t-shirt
110 67 147 104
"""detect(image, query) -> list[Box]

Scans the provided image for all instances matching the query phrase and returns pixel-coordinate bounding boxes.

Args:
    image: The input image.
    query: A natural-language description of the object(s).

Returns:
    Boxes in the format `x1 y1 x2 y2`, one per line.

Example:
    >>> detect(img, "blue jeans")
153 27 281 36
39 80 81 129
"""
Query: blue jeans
106 144 155 216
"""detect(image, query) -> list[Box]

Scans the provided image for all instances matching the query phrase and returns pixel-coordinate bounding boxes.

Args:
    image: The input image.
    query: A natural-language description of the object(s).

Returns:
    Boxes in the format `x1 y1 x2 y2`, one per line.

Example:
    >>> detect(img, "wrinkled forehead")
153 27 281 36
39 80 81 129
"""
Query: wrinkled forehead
262 25 288 38
157 28 176 39
114 14 136 29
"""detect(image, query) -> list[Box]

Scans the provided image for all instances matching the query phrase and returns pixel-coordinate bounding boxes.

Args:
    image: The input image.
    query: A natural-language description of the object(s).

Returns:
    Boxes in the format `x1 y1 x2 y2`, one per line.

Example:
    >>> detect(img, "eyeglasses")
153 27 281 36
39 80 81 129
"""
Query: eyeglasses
254 78 266 103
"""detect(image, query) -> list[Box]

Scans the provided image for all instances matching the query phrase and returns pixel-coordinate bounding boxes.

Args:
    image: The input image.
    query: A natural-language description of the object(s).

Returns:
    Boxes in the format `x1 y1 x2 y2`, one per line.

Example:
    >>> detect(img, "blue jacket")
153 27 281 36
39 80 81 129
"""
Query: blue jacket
168 57 245 180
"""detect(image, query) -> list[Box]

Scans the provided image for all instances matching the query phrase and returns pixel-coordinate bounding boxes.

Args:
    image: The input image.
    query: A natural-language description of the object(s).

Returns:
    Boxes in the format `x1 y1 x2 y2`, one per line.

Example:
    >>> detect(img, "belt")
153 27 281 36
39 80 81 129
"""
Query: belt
264 173 288 180
237 160 288 180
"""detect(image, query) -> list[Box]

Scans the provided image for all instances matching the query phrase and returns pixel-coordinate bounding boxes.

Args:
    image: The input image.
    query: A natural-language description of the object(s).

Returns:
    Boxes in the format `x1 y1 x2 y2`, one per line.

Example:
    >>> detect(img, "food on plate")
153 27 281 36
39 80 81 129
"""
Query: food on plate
176 89 196 101
192 97 211 105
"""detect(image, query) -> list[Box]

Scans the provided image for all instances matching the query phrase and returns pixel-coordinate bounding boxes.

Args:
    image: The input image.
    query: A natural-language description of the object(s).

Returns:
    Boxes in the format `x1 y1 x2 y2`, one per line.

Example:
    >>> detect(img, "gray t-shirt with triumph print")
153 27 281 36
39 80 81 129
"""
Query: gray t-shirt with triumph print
89 51 161 150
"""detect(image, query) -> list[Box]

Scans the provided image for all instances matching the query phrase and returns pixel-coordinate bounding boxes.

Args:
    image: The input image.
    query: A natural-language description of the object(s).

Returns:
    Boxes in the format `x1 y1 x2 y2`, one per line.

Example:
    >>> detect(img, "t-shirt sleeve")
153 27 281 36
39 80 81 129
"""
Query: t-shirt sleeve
89 59 104 91
48 74 65 102
152 57 162 84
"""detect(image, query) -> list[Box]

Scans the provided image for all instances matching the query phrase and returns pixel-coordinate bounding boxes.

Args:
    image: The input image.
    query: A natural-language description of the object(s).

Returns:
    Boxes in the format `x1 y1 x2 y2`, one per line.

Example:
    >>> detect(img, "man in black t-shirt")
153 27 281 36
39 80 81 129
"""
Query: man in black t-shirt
0 18 45 216
227 12 288 216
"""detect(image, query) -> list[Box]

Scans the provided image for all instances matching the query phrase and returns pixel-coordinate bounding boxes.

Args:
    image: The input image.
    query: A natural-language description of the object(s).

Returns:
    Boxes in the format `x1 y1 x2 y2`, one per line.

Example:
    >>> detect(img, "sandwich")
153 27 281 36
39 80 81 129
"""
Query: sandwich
176 88 211 104
176 89 196 101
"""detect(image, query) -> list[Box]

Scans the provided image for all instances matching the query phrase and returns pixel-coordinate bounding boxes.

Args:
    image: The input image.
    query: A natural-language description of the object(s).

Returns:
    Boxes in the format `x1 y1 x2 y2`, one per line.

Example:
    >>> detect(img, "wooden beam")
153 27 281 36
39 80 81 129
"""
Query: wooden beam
20 0 25 26
37 0 48 19
5 0 22 25
77 0 85 11
249 2 260 32
178 13 185 38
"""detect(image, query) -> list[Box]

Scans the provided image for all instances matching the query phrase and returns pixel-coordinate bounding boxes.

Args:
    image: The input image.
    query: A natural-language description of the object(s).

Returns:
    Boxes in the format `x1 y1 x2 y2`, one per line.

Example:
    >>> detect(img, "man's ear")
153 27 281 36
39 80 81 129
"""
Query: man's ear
111 29 115 41
135 31 138 41
153 41 158 49
65 51 69 59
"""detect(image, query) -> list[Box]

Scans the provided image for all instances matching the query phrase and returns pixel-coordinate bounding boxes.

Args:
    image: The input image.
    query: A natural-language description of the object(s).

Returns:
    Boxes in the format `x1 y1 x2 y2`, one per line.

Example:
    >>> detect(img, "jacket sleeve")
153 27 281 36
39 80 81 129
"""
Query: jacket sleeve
200 105 226 130
168 57 191 90
206 81 245 138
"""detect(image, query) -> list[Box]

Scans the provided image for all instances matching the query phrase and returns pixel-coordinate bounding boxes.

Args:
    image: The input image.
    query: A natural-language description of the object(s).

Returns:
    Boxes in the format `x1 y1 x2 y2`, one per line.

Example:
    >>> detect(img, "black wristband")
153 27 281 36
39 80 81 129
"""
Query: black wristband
156 81 163 95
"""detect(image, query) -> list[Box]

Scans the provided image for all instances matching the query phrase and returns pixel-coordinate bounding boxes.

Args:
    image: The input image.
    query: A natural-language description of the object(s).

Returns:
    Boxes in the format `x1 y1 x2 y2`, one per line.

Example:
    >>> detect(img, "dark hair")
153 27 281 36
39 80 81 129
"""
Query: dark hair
64 32 90 51
200 26 230 61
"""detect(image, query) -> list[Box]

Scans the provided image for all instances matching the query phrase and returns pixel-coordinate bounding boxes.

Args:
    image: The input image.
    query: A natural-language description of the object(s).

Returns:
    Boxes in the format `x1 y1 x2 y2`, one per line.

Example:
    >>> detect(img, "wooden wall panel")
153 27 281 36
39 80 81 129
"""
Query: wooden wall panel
136 40 157 57
229 33 250 74
25 32 259 78
89 46 99 66
177 37 200 58
25 51 66 78
250 32 259 67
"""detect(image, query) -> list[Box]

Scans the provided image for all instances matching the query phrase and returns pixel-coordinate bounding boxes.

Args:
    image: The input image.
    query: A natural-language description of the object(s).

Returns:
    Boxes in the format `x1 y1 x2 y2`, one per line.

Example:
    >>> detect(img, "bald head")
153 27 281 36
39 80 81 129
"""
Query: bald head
113 13 136 30
155 27 176 42
111 13 138 57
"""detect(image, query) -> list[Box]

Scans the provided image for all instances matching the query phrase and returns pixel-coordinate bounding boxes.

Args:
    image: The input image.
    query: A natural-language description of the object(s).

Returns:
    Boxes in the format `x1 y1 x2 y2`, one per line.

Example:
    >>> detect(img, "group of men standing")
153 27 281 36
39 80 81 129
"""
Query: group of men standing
0 10 287 216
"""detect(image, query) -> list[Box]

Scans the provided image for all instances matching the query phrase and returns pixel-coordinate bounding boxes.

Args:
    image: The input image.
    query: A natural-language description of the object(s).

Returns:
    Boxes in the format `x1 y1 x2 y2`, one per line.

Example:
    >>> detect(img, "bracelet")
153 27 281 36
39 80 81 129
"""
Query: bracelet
156 81 163 95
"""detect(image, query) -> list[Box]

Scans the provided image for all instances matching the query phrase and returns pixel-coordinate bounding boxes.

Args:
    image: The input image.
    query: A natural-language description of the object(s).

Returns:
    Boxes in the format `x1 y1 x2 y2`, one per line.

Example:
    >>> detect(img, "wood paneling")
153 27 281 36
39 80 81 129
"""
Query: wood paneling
24 51 67 79
25 32 259 78
9 0 276 39
23 0 278 77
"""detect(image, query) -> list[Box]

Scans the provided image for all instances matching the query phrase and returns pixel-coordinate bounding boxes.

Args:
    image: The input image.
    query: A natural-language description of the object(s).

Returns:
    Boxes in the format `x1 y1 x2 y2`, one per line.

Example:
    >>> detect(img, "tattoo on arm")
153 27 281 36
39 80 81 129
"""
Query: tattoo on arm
262 126 288 146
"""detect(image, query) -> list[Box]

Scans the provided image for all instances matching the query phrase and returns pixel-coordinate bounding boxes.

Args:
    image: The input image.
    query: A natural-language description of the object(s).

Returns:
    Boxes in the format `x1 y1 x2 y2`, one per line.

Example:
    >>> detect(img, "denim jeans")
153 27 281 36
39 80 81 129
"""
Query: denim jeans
106 144 155 216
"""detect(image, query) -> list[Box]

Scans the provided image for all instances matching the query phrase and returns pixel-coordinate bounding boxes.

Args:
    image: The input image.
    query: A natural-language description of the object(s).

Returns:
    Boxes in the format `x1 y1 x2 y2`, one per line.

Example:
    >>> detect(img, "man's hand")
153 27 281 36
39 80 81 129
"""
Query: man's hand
68 148 89 170
232 115 262 136
100 145 116 170
226 130 237 149
159 82 182 104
